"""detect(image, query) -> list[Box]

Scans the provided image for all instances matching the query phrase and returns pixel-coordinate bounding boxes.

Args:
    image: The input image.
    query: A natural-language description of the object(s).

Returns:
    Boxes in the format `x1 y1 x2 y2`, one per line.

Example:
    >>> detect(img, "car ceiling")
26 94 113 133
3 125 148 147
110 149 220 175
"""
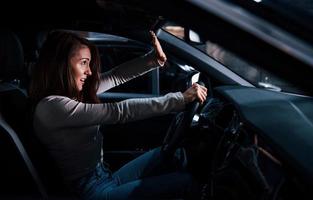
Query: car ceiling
3 0 157 32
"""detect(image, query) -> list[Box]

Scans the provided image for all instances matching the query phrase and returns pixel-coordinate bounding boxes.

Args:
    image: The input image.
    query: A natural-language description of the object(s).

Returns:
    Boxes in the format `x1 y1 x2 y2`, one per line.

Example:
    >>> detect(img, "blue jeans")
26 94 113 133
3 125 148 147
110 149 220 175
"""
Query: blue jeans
71 147 199 200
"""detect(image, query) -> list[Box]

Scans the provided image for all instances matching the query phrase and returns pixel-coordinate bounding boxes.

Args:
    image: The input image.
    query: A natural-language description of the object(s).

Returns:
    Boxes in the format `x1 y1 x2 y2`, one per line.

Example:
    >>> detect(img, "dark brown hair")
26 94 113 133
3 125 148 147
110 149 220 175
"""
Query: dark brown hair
29 30 100 104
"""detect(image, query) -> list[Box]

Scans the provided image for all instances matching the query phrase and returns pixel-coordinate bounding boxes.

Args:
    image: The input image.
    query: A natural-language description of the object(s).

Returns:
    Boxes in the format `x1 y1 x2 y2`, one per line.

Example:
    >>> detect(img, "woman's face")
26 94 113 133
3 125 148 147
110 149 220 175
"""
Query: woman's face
70 45 92 92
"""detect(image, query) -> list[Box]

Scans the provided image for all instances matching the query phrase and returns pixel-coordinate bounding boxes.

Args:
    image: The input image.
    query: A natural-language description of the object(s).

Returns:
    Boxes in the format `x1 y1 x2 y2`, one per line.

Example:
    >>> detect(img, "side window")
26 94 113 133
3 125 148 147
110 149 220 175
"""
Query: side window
97 46 153 94
159 57 196 95
75 30 156 95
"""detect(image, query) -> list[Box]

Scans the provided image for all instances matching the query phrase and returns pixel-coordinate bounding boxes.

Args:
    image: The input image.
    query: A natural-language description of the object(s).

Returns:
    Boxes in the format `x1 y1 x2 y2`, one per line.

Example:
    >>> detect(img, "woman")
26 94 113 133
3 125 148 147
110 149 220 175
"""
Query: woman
30 30 207 199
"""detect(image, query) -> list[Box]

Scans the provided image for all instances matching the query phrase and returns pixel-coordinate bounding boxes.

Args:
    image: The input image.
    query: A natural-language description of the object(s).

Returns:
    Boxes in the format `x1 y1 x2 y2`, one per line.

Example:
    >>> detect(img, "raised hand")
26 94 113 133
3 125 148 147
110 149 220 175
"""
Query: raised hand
150 31 167 66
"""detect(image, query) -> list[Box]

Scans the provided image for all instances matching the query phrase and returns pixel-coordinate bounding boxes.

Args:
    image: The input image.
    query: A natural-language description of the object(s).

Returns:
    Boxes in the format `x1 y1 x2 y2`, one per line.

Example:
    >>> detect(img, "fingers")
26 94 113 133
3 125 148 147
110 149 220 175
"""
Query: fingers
199 91 207 104
198 89 207 104
150 30 167 65
182 83 208 104
150 31 157 43
192 83 208 104
150 31 158 47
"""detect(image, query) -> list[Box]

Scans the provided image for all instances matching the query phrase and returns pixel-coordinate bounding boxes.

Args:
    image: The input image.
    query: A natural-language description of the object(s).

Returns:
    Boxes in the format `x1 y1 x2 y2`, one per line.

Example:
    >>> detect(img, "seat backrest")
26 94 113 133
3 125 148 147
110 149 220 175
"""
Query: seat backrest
0 117 45 198
0 30 77 199
0 29 30 145
0 30 48 199
0 30 24 83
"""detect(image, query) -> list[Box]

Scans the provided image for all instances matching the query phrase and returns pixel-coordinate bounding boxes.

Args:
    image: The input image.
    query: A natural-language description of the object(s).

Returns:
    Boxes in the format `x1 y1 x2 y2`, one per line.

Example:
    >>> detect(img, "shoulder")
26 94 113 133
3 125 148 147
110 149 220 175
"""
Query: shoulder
35 95 78 116
37 95 73 107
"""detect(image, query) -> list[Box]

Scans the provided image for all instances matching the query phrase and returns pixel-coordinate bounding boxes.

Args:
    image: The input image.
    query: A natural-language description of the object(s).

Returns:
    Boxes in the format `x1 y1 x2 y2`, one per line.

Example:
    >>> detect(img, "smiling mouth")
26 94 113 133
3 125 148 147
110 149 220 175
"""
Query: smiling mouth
80 78 86 84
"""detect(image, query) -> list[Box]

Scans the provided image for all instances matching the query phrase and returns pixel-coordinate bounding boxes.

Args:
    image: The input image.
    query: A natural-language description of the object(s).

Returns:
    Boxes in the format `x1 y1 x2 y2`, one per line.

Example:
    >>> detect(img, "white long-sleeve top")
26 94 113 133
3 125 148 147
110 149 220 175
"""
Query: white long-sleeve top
33 50 186 180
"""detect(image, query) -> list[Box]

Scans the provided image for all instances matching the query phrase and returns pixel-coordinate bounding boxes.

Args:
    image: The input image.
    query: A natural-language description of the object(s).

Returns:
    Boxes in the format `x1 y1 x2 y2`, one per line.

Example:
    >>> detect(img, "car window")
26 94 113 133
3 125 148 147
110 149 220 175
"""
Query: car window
97 45 154 94
75 31 155 94
75 30 193 96
159 56 198 95
163 23 305 95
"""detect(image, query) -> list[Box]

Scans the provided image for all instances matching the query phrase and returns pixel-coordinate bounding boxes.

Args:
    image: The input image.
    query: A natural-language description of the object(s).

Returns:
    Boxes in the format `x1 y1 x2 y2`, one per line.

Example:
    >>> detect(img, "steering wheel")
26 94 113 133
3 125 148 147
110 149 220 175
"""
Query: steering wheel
161 85 203 156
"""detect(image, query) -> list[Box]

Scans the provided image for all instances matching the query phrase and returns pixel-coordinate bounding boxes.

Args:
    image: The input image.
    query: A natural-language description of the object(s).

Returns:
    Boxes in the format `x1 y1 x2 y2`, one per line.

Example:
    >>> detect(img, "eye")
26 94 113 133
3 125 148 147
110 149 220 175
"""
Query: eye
81 60 88 65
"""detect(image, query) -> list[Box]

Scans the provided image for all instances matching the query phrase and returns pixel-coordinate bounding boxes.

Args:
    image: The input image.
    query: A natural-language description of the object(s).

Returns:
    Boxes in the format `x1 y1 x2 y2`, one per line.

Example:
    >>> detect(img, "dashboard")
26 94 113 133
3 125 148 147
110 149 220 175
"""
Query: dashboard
196 85 313 199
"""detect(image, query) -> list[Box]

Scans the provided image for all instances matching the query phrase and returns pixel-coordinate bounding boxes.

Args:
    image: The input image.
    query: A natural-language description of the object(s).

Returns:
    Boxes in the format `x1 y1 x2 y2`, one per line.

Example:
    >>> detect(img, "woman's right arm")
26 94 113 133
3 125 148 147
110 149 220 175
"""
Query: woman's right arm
35 84 207 130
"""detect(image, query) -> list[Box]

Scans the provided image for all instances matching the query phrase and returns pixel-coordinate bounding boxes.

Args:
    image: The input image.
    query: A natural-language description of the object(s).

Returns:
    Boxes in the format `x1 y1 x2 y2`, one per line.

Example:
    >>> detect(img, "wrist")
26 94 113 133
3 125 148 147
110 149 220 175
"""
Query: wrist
183 92 192 104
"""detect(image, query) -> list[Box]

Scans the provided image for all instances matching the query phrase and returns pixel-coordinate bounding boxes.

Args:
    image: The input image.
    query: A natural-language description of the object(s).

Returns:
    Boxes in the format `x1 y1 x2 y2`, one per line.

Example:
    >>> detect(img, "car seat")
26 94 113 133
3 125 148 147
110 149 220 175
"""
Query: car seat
0 29 77 199
0 29 49 198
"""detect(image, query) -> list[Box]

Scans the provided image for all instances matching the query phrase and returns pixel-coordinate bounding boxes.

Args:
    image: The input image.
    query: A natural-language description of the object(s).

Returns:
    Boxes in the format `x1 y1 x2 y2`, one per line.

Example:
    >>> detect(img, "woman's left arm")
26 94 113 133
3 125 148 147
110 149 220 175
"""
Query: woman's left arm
97 31 166 94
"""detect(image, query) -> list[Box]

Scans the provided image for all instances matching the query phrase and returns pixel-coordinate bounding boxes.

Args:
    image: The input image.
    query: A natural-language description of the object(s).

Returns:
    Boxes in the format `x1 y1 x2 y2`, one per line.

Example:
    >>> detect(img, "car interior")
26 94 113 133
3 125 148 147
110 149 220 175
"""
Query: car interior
1 0 313 200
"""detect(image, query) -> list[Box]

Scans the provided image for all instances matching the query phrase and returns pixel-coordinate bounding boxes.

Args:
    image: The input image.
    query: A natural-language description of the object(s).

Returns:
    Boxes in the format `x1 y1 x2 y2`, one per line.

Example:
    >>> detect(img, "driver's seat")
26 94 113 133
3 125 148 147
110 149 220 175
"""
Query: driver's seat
0 29 48 198
0 29 77 199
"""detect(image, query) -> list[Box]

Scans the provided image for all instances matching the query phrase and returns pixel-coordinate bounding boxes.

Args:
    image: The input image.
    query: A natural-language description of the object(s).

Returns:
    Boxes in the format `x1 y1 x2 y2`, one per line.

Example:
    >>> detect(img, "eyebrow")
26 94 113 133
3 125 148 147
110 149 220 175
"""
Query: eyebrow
80 58 90 61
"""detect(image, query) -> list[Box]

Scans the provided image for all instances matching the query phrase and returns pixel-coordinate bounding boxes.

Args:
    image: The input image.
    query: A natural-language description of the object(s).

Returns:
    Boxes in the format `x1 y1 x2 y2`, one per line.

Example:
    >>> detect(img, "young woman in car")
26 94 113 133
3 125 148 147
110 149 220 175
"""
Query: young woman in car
30 30 207 200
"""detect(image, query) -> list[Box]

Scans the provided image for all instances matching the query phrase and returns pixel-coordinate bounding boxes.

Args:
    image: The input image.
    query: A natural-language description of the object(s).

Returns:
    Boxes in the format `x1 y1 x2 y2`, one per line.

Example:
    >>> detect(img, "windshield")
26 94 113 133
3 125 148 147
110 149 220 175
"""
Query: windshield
163 24 305 95
260 0 313 18
222 0 313 46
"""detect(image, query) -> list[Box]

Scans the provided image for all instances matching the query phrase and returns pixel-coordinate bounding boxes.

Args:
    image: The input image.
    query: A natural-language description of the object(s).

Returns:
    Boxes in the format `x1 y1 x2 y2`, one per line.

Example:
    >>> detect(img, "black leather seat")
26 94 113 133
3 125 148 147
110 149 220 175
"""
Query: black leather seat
0 30 24 82
0 29 47 198
0 29 28 133
0 29 78 199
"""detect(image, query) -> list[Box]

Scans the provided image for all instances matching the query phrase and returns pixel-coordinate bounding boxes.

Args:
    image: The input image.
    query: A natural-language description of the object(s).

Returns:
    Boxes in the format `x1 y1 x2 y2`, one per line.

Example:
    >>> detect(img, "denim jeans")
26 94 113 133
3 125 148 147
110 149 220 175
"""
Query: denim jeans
71 147 199 200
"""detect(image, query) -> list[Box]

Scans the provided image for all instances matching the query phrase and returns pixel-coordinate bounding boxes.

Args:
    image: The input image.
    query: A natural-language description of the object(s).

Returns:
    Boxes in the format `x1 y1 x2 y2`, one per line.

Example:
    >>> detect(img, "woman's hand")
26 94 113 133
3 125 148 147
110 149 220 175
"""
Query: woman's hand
150 31 167 66
183 83 208 104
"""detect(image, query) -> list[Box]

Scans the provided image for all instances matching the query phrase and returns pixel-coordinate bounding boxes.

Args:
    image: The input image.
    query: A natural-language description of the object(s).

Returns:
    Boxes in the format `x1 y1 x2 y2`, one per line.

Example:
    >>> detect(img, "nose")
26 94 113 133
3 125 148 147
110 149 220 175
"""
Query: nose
85 66 92 76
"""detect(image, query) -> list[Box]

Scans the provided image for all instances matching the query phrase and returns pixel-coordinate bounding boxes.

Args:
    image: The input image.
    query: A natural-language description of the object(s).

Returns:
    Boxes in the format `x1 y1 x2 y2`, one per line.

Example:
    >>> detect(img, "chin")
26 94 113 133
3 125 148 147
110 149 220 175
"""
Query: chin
76 85 83 92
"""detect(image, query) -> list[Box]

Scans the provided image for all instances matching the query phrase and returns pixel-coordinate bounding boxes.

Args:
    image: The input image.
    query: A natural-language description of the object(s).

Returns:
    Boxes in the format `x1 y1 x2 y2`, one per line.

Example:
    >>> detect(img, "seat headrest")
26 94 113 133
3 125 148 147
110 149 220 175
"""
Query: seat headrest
0 30 24 82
